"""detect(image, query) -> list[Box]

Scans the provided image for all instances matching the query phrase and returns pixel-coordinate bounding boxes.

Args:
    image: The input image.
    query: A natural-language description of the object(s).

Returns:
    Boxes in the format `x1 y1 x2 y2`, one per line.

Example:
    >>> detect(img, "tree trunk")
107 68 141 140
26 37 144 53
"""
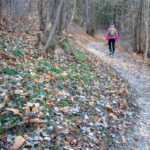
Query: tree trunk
42 0 64 51
59 0 77 43
0 0 2 20
85 0 95 36
68 0 77 31
144 0 149 60
38 0 45 31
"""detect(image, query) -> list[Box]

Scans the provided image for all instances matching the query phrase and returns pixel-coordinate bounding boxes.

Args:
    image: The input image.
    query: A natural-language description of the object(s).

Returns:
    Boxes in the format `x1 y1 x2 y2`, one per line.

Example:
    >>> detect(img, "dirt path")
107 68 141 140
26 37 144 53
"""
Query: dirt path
76 35 150 149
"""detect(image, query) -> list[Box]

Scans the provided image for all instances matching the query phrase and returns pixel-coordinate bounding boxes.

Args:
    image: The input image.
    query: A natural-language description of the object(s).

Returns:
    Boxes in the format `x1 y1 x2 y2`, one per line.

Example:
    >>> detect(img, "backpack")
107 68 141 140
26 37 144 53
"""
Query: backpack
109 28 116 37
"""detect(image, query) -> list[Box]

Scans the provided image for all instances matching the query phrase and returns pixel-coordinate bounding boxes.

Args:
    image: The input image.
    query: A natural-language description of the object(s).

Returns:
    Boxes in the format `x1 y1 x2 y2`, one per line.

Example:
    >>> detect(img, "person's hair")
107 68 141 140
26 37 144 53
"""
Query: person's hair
110 23 114 26
110 23 115 28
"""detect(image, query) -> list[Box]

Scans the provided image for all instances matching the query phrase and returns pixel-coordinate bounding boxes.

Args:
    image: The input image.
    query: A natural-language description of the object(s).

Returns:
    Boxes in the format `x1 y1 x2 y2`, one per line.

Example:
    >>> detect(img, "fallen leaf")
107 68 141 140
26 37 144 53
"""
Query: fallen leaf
70 139 78 145
27 118 45 124
0 103 5 109
57 91 70 99
0 77 6 82
34 78 41 83
125 88 129 94
60 72 68 77
60 107 70 114
119 110 125 117
105 104 113 112
81 80 85 86
47 97 54 102
119 92 126 97
4 95 9 104
119 100 128 109
89 101 94 106
24 102 40 115
6 108 23 117
44 87 53 93
115 88 120 94
93 115 100 122
6 61 16 67
56 64 61 68
47 103 55 108
108 113 117 121
11 135 25 150
38 136 43 141
94 58 99 65
121 134 126 144
94 139 102 146
44 73 53 81
23 92 29 97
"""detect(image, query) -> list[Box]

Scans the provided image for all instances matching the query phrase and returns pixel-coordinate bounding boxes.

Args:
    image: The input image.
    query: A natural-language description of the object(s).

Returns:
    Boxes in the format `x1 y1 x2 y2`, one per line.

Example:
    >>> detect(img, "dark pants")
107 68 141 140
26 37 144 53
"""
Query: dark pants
108 39 115 54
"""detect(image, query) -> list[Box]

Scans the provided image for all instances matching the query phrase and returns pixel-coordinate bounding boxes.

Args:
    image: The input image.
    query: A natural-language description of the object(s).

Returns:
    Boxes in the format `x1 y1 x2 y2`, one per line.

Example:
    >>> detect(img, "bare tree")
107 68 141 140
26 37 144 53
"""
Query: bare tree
144 0 149 60
1 0 149 58
38 0 45 31
42 0 64 51
59 0 77 42
0 0 2 20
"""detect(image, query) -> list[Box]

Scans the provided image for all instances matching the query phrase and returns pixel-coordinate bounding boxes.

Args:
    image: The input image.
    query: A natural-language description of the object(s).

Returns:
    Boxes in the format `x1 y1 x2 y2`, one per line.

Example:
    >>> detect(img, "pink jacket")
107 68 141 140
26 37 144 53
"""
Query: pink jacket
105 28 118 41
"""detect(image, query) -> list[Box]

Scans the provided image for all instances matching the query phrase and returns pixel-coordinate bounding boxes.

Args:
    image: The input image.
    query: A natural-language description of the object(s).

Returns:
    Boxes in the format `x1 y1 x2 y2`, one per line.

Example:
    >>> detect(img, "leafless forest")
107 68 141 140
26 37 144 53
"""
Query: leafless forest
0 0 149 58
0 0 150 150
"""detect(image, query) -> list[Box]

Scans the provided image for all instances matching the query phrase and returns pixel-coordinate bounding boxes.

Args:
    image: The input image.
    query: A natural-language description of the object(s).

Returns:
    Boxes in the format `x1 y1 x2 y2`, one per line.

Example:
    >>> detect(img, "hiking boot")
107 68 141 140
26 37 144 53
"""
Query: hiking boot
109 52 112 55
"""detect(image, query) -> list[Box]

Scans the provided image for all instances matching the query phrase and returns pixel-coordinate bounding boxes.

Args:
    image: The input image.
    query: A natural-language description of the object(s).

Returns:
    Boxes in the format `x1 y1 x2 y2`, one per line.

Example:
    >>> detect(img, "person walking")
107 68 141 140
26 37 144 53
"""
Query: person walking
106 23 118 55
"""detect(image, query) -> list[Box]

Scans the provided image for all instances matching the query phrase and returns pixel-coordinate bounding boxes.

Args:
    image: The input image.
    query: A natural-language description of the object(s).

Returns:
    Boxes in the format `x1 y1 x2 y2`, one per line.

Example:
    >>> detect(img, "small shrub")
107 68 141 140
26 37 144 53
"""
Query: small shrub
12 49 24 56
0 127 5 135
74 14 83 24
60 98 70 107
0 38 6 49
3 67 18 75
74 49 86 63
60 40 72 51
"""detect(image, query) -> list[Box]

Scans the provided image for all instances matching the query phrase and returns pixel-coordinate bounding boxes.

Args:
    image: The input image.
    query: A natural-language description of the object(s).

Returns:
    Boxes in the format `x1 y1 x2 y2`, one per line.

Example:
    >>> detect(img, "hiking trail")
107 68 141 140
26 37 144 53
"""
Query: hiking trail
74 32 150 150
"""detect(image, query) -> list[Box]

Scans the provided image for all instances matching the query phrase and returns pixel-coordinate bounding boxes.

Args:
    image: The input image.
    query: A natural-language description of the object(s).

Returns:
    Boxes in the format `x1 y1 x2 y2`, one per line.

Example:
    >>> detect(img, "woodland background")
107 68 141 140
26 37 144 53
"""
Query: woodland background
0 0 149 59
0 0 149 149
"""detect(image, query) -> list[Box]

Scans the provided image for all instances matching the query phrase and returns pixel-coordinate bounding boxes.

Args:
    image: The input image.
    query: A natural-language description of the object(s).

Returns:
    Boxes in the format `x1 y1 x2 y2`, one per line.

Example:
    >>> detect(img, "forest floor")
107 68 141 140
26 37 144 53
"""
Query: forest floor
0 24 149 150
0 27 138 150
73 29 150 150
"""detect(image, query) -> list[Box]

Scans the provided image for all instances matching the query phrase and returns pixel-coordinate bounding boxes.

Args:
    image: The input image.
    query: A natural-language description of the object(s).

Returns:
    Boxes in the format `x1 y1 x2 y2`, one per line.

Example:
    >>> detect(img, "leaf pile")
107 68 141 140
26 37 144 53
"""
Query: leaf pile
0 31 137 149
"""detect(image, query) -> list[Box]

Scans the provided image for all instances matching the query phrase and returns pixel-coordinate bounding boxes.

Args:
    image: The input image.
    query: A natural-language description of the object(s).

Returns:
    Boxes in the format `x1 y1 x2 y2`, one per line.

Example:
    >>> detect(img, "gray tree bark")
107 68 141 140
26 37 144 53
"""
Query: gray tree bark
42 0 64 51
144 0 149 60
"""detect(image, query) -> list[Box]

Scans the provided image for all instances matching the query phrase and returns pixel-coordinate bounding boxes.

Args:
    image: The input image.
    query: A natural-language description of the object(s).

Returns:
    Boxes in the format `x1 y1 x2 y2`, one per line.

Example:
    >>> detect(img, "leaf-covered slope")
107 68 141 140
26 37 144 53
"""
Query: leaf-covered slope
0 31 137 149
